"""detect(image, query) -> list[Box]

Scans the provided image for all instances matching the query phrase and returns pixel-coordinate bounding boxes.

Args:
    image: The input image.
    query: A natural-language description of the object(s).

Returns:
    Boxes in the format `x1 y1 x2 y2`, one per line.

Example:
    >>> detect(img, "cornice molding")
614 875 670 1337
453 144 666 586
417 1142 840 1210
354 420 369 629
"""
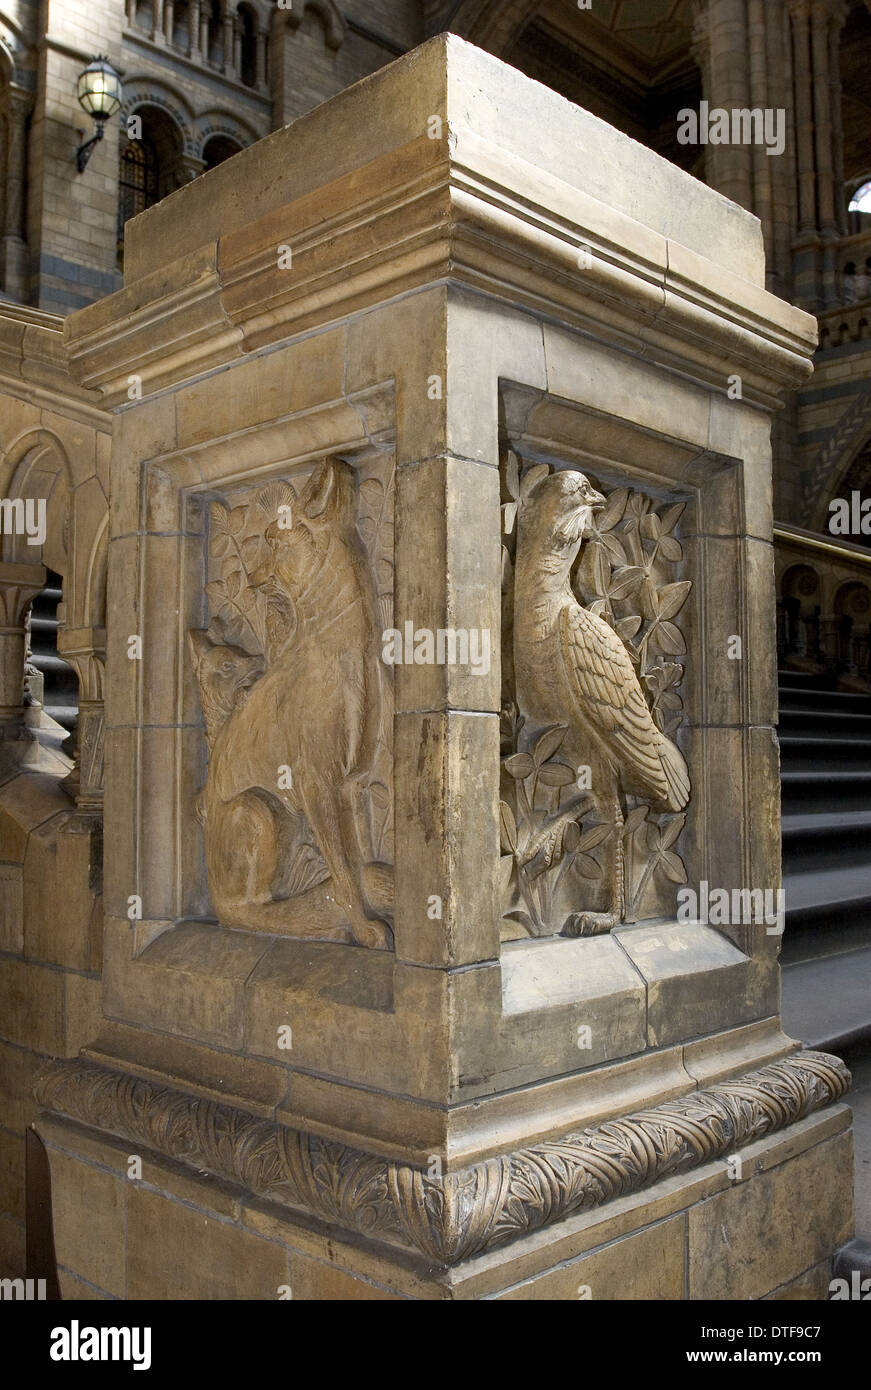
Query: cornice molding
63 130 816 411
36 1049 850 1265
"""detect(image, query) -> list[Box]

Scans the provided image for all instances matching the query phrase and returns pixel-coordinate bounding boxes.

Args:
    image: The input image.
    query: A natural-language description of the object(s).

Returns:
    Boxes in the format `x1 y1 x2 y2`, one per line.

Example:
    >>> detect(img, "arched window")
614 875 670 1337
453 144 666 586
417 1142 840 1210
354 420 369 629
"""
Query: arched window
207 0 223 66
202 134 242 171
117 106 185 270
848 180 871 215
238 4 257 87
173 0 191 50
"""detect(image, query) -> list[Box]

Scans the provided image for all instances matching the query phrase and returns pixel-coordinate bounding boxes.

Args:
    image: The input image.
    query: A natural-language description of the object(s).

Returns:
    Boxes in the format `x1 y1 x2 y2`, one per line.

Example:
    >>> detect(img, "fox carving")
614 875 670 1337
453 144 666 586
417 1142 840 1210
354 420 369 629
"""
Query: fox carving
190 456 392 949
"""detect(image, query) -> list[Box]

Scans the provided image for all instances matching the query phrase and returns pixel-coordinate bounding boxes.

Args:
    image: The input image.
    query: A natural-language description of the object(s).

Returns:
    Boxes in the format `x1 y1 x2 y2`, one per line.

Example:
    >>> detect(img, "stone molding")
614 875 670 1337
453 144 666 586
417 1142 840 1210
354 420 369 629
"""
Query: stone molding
36 1049 850 1265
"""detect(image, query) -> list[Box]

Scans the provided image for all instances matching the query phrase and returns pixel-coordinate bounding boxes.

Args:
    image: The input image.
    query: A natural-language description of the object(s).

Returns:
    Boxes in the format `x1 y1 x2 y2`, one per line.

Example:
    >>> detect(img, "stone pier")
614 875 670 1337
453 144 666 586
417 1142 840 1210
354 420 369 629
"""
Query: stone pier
33 34 852 1300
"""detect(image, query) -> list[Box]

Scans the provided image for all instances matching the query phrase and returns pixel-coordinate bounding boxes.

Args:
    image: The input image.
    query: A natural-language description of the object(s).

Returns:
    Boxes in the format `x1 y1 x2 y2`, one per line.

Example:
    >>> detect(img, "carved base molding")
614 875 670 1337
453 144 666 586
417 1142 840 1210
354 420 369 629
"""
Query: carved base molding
36 1051 850 1265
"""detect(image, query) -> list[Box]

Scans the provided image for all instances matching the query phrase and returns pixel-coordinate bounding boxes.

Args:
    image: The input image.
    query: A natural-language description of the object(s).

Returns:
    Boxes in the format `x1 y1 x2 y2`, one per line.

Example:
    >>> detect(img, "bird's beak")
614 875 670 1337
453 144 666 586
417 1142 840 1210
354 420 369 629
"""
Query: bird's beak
586 487 606 511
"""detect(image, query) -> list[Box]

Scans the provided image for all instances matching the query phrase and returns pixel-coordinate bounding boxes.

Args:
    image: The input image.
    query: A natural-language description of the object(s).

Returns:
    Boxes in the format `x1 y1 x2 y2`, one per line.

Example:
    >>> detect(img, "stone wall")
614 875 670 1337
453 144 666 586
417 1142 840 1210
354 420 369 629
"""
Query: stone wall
0 303 109 1276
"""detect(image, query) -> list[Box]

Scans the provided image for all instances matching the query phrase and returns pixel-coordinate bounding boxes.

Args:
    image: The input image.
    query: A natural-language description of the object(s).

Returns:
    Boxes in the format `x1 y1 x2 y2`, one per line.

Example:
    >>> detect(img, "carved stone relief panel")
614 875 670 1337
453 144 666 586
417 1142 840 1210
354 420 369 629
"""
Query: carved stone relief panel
188 454 395 949
501 452 692 940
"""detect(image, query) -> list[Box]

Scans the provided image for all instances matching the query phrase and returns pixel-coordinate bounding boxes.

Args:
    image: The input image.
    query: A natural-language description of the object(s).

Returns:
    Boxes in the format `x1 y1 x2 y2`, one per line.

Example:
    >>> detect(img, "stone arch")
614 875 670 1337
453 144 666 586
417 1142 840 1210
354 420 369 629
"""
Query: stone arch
0 428 73 577
193 108 259 160
281 0 345 50
806 387 871 531
119 78 197 156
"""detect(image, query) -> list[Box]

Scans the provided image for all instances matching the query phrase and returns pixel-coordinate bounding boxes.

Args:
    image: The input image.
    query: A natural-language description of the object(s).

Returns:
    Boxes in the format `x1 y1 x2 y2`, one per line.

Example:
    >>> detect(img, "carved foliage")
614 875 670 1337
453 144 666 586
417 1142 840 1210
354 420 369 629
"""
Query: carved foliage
36 1050 850 1267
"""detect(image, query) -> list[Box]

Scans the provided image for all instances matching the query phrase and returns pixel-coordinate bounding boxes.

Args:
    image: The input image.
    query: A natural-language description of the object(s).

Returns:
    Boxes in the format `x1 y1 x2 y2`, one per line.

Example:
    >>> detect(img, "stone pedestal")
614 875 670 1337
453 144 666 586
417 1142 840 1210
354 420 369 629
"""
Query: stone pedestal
37 35 853 1300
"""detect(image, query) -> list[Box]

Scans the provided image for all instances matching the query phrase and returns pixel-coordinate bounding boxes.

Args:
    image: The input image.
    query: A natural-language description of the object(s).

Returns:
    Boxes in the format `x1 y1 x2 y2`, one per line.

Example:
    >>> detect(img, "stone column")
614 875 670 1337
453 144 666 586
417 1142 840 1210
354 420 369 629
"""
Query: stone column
152 0 166 44
766 0 796 298
223 4 235 76
256 26 268 89
57 628 106 812
200 2 209 57
829 2 849 238
125 0 136 26
189 0 201 57
747 0 774 278
1 89 31 303
0 563 46 777
233 17 242 77
164 0 175 46
706 0 754 210
789 0 816 234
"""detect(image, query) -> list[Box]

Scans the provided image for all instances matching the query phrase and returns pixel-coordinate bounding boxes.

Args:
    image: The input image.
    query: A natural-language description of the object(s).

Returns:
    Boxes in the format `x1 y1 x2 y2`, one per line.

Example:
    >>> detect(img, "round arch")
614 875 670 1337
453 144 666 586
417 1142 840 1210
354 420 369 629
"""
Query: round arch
118 78 197 155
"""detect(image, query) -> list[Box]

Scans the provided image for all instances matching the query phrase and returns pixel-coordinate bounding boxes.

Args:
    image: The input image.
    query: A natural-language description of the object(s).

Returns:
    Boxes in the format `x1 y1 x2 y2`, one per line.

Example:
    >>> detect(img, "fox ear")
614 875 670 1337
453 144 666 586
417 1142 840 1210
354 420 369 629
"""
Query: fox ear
303 456 348 518
187 629 212 673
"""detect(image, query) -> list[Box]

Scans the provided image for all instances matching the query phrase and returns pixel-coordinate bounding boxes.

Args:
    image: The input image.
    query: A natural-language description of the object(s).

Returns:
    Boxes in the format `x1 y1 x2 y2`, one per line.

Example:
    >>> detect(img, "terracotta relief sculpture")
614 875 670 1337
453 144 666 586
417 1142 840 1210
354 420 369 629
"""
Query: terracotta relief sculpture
503 458 692 937
189 456 394 948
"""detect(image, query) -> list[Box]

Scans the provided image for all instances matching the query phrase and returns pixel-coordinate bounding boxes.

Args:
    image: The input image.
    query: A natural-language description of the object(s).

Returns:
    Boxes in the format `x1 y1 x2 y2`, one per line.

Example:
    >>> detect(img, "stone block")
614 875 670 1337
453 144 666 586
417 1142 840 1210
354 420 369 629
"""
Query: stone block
688 1129 854 1300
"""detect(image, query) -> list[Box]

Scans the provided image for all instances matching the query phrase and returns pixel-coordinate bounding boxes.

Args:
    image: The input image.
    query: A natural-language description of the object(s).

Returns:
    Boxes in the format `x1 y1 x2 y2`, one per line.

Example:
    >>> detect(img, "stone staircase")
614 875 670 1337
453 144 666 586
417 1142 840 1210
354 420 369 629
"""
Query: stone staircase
779 669 871 1053
26 571 78 751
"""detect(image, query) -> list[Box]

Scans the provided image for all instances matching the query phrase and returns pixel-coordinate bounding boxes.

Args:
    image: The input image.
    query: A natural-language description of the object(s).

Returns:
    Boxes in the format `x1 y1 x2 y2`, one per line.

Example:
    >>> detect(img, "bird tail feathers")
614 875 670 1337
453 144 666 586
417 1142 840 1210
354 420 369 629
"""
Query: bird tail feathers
659 735 691 812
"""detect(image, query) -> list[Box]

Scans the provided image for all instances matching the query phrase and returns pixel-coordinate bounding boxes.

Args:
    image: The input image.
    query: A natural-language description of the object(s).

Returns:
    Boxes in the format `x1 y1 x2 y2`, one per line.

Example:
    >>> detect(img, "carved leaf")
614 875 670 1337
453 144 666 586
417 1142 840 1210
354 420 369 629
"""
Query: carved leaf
596 487 628 533
658 536 683 563
504 752 535 780
211 533 233 559
505 451 521 503
520 464 550 501
357 516 378 548
499 801 518 854
641 512 662 540
575 853 603 879
504 909 536 933
658 502 686 533
532 724 567 765
359 478 384 507
369 782 390 810
502 501 518 535
499 854 516 896
229 506 248 534
600 532 627 566
563 821 581 852
537 762 576 788
616 615 642 641
623 805 649 838
225 568 243 600
652 620 686 656
658 850 687 884
256 481 296 517
211 502 231 534
657 581 692 621
659 814 686 850
607 566 645 600
576 823 611 852
205 580 227 606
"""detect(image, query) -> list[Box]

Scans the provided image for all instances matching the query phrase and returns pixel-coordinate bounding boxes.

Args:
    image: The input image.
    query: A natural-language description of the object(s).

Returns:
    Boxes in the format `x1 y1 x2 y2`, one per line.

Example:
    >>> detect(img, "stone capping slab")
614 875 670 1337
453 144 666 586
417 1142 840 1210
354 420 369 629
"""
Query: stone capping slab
35 1049 850 1266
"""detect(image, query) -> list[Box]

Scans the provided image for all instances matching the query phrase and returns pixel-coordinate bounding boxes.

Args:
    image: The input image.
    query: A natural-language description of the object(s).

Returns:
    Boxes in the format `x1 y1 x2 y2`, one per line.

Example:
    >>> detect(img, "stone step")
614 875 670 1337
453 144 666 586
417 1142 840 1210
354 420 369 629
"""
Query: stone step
781 944 871 1052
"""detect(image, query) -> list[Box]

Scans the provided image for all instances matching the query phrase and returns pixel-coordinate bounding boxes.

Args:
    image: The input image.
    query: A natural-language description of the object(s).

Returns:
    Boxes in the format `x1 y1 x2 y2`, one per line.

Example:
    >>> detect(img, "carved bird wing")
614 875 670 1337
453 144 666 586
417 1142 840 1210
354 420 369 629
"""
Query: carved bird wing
559 600 689 810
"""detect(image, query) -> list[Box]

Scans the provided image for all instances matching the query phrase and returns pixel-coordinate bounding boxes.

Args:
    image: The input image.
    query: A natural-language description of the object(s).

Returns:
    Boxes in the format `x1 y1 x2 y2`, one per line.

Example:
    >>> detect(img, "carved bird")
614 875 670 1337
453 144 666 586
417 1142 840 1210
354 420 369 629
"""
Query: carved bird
513 469 690 935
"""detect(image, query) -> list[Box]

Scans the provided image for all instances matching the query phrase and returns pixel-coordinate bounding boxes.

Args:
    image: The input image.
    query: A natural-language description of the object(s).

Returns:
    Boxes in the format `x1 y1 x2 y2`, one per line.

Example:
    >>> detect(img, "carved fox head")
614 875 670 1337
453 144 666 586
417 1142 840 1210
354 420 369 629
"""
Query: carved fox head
250 457 357 603
188 631 264 745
